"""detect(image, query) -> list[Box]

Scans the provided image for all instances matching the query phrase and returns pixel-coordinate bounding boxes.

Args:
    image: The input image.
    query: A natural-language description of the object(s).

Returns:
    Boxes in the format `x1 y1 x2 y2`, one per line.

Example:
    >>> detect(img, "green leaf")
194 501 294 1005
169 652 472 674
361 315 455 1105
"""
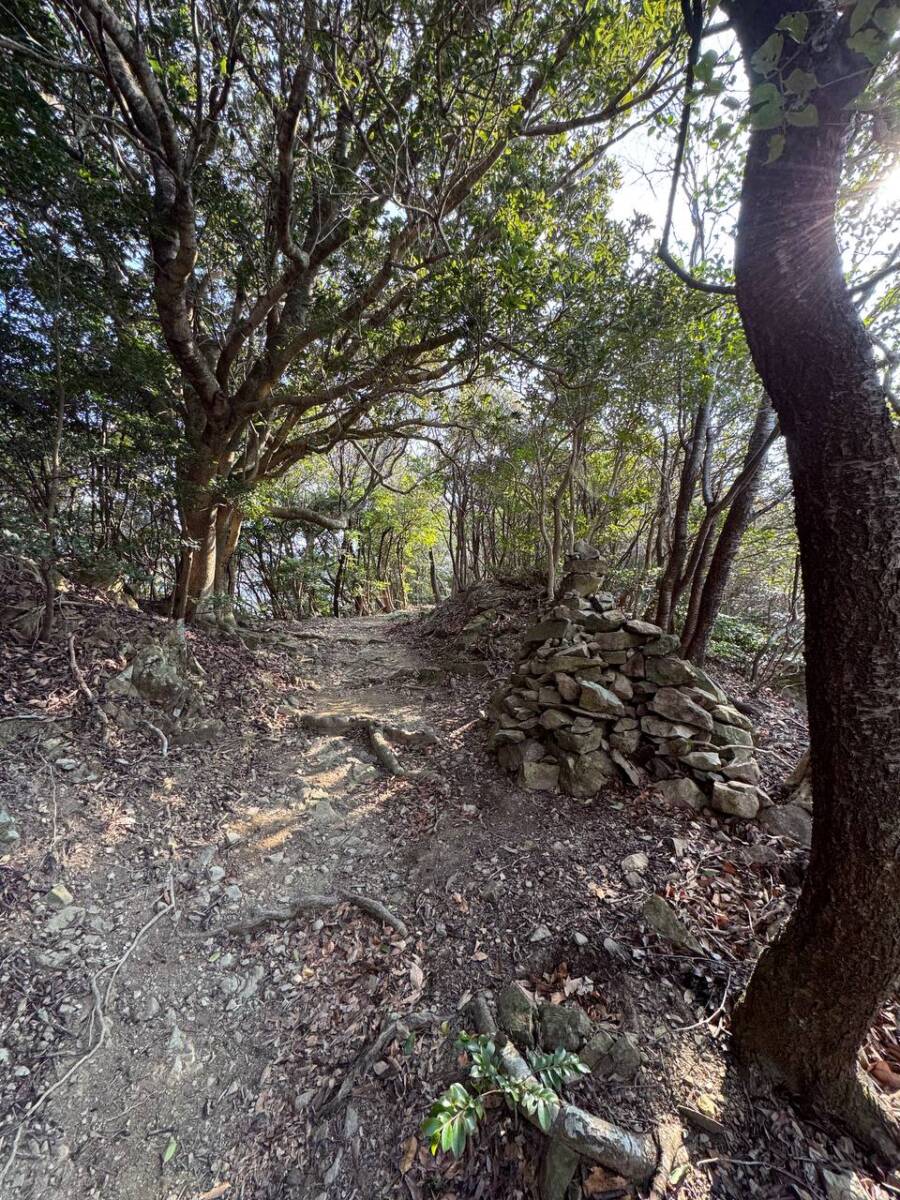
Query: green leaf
162 1137 178 1165
873 5 900 34
766 133 786 163
785 104 819 127
751 100 784 131
783 68 818 98
751 32 784 77
847 26 888 63
776 11 809 42
850 0 880 35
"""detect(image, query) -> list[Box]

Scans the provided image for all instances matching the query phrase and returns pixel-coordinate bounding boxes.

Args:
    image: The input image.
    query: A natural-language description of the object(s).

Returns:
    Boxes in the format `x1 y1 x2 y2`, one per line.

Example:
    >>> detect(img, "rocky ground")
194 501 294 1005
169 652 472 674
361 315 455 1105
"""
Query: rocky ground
0 587 898 1200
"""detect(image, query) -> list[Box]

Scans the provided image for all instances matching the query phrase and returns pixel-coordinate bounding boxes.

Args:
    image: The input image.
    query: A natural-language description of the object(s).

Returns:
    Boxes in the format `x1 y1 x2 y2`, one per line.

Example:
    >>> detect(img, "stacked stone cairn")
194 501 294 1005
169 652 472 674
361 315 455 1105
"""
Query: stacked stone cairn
489 542 767 820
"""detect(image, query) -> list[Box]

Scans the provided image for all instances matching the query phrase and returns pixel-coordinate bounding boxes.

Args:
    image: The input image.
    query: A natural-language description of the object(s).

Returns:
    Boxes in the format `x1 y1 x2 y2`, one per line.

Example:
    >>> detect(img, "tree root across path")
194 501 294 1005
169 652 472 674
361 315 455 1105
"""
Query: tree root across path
296 712 438 777
470 993 663 1187
202 890 409 938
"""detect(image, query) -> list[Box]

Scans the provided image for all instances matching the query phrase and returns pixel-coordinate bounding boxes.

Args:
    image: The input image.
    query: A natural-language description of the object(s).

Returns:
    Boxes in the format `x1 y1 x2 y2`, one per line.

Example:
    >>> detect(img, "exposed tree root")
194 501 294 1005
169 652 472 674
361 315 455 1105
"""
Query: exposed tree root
469 993 659 1184
203 889 408 938
67 633 110 745
367 721 404 775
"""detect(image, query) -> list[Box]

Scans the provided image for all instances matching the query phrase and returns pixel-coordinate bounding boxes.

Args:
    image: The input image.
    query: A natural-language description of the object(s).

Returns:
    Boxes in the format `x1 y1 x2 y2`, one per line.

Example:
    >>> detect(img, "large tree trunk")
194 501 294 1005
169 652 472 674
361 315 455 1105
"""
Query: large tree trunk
682 401 777 663
724 0 900 1155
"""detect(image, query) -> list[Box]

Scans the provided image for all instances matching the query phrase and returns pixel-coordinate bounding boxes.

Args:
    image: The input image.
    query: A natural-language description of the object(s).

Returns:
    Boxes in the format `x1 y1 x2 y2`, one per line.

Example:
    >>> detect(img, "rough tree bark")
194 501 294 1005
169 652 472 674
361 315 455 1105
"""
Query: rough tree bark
724 0 900 1154
682 400 777 663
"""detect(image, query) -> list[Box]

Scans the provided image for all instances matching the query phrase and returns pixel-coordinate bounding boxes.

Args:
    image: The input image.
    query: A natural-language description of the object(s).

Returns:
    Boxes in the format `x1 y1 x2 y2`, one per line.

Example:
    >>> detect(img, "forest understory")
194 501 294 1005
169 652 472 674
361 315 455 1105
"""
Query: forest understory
1 580 898 1200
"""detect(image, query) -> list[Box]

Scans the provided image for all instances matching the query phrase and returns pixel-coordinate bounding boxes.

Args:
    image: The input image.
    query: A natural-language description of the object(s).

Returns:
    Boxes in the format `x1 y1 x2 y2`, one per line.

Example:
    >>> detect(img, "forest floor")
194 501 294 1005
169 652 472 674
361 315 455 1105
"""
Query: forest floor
0 589 898 1200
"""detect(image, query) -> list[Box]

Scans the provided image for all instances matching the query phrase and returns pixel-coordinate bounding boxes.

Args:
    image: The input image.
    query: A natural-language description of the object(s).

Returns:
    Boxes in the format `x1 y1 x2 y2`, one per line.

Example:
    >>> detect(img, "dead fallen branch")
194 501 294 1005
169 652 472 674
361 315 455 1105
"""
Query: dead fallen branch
67 633 110 745
367 721 404 775
319 1010 444 1117
470 993 658 1184
204 889 408 938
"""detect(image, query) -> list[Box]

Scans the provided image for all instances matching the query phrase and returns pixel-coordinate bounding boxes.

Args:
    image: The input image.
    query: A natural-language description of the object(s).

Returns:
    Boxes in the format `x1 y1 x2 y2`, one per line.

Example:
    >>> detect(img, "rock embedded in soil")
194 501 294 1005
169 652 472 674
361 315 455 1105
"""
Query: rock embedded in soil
488 544 764 819
642 895 703 953
498 982 537 1047
46 883 74 909
760 802 813 847
540 1002 593 1052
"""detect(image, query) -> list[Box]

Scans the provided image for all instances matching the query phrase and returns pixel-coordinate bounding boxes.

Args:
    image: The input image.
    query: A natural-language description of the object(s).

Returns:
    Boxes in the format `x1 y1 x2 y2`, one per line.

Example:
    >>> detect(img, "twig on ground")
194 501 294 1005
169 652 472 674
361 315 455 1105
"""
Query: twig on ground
67 633 110 744
203 889 408 938
140 719 169 756
319 1010 443 1117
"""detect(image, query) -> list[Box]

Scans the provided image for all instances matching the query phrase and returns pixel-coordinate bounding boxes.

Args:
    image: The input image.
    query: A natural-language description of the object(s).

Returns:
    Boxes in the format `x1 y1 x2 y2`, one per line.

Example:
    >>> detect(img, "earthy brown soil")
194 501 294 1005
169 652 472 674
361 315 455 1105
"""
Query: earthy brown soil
0 594 896 1200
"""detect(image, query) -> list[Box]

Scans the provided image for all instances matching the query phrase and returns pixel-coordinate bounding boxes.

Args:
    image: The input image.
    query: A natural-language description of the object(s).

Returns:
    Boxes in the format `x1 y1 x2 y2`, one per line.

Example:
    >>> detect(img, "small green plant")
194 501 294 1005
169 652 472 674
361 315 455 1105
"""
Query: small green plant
422 1033 590 1157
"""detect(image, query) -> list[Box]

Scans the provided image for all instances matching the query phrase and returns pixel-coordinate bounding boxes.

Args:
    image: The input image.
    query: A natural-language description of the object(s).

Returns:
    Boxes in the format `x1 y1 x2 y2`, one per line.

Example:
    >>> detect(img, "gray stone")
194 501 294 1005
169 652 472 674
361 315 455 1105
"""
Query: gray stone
711 722 754 748
582 609 626 633
554 673 580 703
0 811 20 846
721 759 761 784
539 708 572 731
559 750 617 797
680 751 722 771
620 851 649 874
653 777 704 811
583 1027 641 1079
544 651 593 673
540 1002 593 1051
591 630 643 652
524 619 573 644
578 681 625 717
540 1139 580 1200
498 981 536 1047
46 883 74 910
711 704 753 732
45 905 84 934
822 1169 869 1200
609 729 640 756
556 726 606 755
641 633 681 657
644 657 699 688
640 716 697 741
518 761 559 792
624 619 663 638
609 673 633 701
650 688 714 732
760 803 812 847
611 748 646 786
530 923 553 942
711 781 760 819
642 894 703 952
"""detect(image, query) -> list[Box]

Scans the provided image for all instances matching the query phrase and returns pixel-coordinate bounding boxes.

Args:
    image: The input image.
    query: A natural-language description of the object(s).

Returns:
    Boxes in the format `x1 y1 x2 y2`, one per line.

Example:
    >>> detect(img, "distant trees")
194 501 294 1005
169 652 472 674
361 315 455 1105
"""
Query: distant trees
5 0 681 617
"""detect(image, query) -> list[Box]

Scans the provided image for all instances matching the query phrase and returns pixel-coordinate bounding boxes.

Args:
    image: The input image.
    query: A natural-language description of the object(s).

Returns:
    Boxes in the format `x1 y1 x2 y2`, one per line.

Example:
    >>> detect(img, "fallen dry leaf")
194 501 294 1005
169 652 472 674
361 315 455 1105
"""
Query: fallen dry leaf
400 1135 417 1173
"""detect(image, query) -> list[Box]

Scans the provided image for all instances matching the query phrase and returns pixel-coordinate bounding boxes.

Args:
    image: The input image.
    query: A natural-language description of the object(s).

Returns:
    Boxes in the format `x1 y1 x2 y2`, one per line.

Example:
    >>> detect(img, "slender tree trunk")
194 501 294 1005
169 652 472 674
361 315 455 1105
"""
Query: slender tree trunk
655 397 710 630
429 549 442 604
724 0 900 1154
682 401 778 662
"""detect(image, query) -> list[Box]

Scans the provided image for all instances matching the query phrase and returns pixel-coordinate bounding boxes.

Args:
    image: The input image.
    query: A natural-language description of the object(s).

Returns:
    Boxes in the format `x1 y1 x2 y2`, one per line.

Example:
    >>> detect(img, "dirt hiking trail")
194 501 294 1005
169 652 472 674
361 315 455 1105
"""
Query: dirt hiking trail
0 605 891 1200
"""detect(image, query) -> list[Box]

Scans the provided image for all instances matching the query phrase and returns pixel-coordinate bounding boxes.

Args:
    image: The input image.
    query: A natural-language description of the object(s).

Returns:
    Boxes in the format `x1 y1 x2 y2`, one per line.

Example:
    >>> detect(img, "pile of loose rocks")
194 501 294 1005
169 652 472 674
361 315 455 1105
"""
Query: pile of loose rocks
489 545 767 820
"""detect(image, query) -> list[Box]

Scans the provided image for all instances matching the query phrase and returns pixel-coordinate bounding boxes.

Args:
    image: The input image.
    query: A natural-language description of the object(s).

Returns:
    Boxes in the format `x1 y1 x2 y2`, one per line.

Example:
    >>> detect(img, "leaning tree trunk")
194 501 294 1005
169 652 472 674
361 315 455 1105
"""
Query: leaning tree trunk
682 401 777 664
724 0 900 1155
